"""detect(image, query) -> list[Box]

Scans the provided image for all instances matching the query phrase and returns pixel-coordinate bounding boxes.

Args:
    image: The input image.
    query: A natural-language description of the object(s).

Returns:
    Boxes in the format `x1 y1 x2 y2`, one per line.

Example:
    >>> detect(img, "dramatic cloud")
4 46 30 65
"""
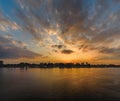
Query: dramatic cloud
14 0 120 44
61 49 74 54
0 35 39 59
0 0 120 63
52 45 65 49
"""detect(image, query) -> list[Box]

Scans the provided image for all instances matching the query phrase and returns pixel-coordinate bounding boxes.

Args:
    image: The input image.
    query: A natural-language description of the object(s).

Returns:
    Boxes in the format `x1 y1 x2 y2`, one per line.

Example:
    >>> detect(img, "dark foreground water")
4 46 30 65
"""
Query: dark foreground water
0 68 120 101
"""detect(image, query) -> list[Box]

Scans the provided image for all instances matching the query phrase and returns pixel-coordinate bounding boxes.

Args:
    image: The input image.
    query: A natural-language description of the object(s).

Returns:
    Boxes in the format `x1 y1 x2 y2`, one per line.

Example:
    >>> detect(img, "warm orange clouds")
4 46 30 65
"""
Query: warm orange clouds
0 0 120 64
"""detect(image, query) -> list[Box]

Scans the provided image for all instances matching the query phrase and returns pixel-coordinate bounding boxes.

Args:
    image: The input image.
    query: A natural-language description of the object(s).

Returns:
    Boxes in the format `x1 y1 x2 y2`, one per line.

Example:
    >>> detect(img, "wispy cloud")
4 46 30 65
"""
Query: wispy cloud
0 11 20 32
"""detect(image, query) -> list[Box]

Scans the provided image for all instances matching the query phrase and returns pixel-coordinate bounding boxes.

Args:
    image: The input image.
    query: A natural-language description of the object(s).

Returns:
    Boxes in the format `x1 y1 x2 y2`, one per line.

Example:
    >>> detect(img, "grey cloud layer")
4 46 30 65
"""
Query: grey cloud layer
0 35 38 59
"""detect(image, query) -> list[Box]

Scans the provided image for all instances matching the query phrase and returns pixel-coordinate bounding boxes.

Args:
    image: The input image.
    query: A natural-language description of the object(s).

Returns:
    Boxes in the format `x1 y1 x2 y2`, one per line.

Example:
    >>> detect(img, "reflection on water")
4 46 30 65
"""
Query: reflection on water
0 68 120 101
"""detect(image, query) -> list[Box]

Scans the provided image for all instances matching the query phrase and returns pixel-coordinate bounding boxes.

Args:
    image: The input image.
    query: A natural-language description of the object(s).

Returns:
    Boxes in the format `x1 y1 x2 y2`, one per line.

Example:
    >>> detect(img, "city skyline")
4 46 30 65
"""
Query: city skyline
0 0 120 64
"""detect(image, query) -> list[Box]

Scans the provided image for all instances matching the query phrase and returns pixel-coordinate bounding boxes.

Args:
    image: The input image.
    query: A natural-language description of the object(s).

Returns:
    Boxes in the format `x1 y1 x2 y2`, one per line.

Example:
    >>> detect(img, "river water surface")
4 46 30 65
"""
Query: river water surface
0 68 120 101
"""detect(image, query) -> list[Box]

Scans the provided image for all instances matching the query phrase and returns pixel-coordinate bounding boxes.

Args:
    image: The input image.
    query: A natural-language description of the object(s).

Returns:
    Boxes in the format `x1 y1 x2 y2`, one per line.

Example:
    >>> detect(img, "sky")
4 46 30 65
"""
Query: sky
0 0 120 64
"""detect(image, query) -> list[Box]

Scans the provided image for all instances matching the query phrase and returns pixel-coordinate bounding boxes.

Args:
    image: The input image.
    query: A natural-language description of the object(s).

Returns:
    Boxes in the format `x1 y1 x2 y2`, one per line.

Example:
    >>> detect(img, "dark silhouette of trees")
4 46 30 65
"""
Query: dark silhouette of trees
0 60 120 68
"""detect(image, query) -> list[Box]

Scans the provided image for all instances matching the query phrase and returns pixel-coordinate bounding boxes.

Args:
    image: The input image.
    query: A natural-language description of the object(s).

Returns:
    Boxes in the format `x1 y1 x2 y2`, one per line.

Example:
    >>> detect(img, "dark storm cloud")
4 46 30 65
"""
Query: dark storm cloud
0 35 39 59
61 49 74 54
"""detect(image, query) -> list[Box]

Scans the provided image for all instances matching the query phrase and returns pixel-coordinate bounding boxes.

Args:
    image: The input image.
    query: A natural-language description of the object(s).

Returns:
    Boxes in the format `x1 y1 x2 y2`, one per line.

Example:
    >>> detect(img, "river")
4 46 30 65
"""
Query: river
0 68 120 101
